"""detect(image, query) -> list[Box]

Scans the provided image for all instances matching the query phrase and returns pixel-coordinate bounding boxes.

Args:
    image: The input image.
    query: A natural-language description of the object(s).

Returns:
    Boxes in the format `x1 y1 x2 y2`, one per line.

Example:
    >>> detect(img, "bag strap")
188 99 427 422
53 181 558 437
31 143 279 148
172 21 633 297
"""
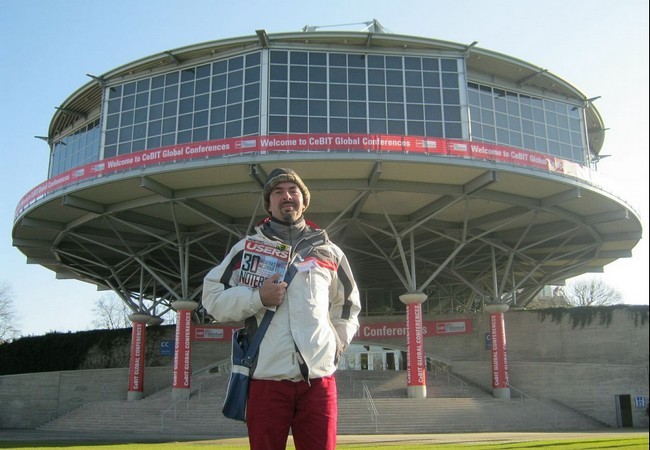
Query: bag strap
283 233 323 284
242 309 274 367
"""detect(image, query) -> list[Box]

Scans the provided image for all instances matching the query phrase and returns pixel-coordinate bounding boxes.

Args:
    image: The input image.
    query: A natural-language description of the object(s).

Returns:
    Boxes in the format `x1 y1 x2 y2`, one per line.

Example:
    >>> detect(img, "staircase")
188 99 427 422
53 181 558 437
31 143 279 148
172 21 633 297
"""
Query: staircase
338 397 605 434
38 371 248 437
335 369 491 399
37 369 604 437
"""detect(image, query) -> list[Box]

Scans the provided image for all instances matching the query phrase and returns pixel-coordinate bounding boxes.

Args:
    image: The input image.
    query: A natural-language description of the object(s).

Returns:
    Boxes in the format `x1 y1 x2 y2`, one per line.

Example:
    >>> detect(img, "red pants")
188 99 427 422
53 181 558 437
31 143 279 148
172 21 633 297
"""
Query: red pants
246 376 338 450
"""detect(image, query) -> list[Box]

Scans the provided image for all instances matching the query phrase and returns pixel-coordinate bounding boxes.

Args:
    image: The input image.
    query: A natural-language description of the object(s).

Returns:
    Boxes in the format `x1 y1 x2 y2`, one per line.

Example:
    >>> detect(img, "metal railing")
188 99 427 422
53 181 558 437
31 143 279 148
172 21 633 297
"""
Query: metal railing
159 368 229 431
361 381 379 432
160 397 190 431
426 355 476 397
46 402 83 422
509 384 559 428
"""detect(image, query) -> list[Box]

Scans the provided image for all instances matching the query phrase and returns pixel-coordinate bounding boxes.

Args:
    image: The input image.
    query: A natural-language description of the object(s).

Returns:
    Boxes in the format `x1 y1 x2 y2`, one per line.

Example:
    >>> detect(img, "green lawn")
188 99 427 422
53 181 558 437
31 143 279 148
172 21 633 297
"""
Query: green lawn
0 435 648 450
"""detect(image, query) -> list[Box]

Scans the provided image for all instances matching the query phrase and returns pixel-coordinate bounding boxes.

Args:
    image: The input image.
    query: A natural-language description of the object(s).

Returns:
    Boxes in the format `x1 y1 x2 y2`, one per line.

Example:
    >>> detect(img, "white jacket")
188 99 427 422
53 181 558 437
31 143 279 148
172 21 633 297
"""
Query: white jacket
202 223 361 381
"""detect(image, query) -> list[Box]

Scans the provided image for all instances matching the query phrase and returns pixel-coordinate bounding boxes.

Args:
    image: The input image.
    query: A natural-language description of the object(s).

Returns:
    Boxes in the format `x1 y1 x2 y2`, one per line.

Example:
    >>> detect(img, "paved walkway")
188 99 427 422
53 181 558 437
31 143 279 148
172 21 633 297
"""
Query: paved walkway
0 429 647 446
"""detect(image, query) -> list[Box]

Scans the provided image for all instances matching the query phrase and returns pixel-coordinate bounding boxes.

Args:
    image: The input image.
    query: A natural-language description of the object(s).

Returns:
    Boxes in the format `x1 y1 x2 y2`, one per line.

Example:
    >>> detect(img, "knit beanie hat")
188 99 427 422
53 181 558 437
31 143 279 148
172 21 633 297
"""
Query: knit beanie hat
263 168 311 213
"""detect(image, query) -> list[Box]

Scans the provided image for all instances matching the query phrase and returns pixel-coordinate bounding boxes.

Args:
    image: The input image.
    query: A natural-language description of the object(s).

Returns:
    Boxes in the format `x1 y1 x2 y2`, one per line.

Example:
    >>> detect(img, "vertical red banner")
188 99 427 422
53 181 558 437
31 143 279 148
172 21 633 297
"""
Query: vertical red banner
406 303 426 387
172 309 192 389
128 321 146 392
489 312 510 389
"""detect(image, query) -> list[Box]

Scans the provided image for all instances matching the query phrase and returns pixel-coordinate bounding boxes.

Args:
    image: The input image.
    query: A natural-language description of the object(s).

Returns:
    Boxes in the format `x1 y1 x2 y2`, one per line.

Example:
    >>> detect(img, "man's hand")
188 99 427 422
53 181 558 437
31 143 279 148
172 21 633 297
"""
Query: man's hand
259 273 287 306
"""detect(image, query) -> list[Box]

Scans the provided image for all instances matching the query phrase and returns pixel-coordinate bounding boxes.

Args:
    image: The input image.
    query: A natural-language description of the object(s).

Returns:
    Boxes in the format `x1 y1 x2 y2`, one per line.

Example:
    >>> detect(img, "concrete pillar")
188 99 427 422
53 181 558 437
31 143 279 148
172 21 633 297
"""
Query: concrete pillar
171 300 198 401
399 292 428 399
148 316 164 326
485 303 511 399
127 312 151 401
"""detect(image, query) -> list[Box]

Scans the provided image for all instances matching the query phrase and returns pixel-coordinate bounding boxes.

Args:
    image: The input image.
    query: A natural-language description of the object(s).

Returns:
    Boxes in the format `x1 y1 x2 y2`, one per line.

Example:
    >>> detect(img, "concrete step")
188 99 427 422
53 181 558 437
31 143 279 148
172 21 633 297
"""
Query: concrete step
38 370 604 436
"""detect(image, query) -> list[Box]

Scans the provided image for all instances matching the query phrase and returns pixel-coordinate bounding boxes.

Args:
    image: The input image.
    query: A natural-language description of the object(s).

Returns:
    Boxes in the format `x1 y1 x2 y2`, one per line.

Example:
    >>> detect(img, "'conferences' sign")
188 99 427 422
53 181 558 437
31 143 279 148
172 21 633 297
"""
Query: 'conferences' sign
192 319 472 343
358 319 472 339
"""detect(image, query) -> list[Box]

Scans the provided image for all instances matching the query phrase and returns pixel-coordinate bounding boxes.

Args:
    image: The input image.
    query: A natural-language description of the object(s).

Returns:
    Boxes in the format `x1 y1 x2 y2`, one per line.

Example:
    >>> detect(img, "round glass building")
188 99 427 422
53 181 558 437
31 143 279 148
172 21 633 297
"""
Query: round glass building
13 25 642 320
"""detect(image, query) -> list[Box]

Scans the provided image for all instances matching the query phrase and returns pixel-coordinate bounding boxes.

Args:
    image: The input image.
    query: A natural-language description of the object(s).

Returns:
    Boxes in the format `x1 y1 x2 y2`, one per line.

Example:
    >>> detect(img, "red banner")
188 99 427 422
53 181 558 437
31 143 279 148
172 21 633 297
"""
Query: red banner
405 303 426 387
127 321 146 392
489 312 510 389
172 310 192 389
192 325 238 341
357 318 472 339
15 133 588 218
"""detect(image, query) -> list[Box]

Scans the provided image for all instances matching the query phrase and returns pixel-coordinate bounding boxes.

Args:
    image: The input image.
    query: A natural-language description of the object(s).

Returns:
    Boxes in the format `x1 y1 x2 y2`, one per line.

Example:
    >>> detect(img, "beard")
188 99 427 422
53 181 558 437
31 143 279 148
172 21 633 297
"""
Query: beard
279 202 300 223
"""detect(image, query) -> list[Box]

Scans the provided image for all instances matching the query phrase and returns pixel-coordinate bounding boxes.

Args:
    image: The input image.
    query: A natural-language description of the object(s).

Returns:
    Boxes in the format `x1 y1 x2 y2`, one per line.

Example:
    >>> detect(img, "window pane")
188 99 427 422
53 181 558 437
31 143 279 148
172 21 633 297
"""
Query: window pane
270 82 288 98
387 103 404 119
349 118 367 133
290 65 308 81
369 102 387 118
309 100 327 116
405 71 422 87
243 117 259 135
329 67 347 83
290 99 308 115
349 101 366 118
329 118 347 132
387 120 405 134
330 84 347 100
330 101 347 117
290 82 308 98
309 66 327 82
368 69 385 85
289 116 308 132
309 83 327 99
225 120 241 137
269 116 287 133
269 99 287 115
369 119 386 133
309 117 328 133
243 100 259 118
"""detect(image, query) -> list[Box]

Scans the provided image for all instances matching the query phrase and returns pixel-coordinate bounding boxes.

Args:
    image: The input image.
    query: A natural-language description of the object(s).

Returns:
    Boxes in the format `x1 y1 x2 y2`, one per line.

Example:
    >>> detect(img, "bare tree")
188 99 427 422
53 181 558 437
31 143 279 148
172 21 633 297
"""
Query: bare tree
561 277 623 306
91 293 176 329
527 285 571 309
91 293 133 329
0 282 20 342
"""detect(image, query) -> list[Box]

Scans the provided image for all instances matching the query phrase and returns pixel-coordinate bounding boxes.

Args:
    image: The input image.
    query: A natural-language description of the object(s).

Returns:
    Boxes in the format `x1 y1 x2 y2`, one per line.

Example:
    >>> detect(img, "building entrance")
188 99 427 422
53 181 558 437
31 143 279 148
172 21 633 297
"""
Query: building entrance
615 394 634 427
339 344 404 370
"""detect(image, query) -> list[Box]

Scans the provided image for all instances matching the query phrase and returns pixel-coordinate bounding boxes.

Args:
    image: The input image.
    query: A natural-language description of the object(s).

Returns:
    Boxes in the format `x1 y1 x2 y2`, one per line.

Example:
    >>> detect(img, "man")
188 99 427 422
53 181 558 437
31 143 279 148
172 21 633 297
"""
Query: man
202 168 361 450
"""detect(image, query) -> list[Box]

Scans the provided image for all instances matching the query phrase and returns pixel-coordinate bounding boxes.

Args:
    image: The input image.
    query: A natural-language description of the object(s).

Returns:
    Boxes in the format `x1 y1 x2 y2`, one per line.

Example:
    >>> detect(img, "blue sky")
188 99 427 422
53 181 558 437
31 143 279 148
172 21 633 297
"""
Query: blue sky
1 0 648 336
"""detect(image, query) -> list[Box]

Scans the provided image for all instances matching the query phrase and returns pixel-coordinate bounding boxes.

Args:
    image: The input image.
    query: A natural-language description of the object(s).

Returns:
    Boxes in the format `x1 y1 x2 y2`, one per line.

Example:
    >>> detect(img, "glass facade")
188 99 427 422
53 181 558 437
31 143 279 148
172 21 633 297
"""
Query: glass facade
268 50 463 137
50 119 101 177
468 82 585 162
49 48 588 177
103 52 262 160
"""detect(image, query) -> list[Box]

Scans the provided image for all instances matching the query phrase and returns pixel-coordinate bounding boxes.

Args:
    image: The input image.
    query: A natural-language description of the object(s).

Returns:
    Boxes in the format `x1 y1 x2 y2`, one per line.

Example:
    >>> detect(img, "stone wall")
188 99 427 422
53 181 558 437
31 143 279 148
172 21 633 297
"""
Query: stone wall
1 306 647 429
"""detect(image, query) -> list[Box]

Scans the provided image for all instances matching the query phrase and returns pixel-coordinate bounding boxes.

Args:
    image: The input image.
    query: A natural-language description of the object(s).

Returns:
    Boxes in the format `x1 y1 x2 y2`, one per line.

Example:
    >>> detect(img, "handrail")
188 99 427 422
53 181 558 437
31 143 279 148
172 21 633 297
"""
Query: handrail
508 384 559 428
160 396 192 431
46 402 83 422
193 358 232 376
426 355 474 397
361 381 378 432
159 367 230 431
45 376 135 422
